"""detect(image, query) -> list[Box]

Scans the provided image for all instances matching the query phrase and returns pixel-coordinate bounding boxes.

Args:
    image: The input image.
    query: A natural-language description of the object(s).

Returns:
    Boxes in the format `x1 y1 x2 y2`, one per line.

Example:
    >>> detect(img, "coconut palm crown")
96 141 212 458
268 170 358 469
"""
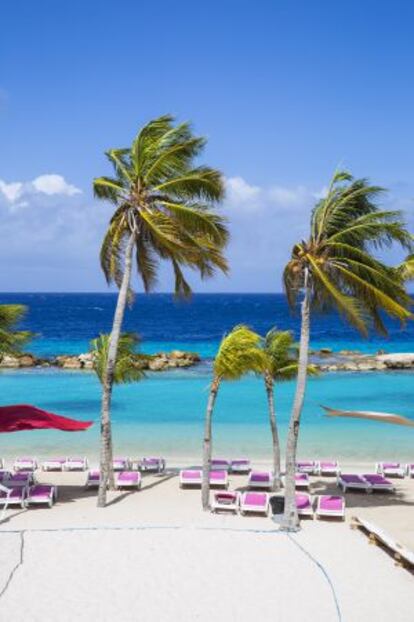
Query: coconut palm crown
91 333 145 385
0 305 33 357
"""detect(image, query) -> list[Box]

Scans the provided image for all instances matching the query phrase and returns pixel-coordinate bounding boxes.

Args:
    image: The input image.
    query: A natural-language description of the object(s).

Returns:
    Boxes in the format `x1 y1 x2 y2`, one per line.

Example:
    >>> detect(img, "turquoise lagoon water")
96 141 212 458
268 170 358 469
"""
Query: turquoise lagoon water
0 293 414 465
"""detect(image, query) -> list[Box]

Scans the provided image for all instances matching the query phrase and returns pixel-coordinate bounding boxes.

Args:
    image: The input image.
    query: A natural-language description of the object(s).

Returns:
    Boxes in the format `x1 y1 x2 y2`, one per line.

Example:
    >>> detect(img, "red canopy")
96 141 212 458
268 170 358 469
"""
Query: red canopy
0 404 93 433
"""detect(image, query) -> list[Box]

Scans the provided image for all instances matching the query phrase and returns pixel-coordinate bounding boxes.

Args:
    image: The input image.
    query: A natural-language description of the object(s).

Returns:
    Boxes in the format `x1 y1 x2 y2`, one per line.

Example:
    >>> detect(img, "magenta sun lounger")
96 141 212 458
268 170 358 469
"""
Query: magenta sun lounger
316 495 345 519
85 469 101 488
113 457 130 471
211 491 239 513
7 472 34 487
26 485 57 508
211 459 230 471
139 457 166 473
294 473 310 489
42 457 67 471
248 470 273 490
0 484 27 508
65 457 88 471
295 493 314 517
296 460 316 474
318 460 340 476
375 462 405 478
13 457 37 472
116 471 141 490
337 474 371 493
240 492 269 516
179 469 202 487
362 474 394 492
209 470 228 488
230 459 251 474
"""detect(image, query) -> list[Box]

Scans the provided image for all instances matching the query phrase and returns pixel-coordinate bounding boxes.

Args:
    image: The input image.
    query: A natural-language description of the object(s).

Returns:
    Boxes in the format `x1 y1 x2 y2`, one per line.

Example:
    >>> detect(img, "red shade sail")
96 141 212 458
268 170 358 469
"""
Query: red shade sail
0 404 93 433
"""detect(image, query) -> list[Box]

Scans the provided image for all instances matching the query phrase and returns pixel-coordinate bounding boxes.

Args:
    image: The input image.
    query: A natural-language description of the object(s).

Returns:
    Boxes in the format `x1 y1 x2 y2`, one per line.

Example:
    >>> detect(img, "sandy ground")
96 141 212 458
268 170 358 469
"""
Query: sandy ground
0 464 413 621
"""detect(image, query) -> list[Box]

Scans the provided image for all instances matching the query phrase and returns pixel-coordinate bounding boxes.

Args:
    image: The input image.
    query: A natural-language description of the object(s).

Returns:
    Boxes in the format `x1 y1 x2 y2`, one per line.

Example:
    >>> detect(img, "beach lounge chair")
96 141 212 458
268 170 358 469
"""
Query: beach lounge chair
179 469 202 487
113 457 130 471
13 457 37 472
139 457 166 473
294 473 310 489
375 462 405 478
295 493 314 517
42 457 67 471
7 472 34 487
65 457 88 471
239 491 269 516
337 474 371 493
211 458 230 471
85 469 101 488
317 460 340 476
248 470 274 490
230 459 251 474
0 484 27 508
209 470 228 488
211 491 239 513
26 485 57 508
116 471 141 490
315 495 345 520
296 460 316 474
362 474 394 492
407 464 414 478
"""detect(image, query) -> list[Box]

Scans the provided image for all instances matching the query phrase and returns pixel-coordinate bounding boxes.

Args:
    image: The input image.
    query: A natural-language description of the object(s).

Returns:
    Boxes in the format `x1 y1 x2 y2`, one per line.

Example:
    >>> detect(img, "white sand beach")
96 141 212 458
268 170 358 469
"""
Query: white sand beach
0 465 413 621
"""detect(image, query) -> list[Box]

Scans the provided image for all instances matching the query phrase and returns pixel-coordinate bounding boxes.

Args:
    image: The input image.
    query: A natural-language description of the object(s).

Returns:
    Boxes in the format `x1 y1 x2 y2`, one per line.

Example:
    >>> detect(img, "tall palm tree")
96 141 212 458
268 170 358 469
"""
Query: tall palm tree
93 115 228 507
281 170 413 530
261 329 317 490
0 305 33 357
202 325 267 510
91 333 145 385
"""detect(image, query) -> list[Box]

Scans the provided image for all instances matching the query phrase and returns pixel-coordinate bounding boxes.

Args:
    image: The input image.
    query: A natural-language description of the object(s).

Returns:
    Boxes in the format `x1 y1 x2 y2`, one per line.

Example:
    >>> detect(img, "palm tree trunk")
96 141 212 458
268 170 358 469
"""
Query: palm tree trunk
280 270 311 530
97 233 135 508
264 371 281 491
201 376 220 510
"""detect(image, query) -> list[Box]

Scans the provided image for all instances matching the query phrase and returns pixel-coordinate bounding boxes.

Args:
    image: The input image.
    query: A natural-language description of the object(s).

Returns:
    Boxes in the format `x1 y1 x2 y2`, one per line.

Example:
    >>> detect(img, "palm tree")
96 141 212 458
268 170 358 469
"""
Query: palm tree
261 329 317 490
281 170 413 530
0 305 33 357
202 325 267 510
93 115 228 507
90 333 145 385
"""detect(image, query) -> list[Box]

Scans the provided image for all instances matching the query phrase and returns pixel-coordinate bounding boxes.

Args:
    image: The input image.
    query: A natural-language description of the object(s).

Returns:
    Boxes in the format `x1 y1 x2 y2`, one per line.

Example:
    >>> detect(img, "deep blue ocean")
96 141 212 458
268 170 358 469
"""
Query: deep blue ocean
0 293 413 464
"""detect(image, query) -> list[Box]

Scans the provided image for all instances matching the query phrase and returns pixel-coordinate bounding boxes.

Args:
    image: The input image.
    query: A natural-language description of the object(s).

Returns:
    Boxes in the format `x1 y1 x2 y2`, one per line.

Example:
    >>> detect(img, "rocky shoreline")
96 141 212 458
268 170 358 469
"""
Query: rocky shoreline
1 349 414 373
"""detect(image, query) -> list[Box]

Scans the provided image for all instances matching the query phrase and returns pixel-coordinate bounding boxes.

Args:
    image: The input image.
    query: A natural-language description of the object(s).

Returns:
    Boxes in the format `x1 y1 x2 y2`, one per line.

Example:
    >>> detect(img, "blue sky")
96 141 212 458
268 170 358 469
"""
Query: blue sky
1 0 413 292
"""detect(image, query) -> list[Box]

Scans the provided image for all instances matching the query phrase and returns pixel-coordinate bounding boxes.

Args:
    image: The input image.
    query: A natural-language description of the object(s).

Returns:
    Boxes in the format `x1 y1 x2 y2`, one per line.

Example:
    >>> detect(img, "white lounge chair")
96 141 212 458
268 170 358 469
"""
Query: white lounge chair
179 469 202 487
211 491 239 513
296 460 317 474
375 462 405 478
239 491 269 516
0 483 27 509
42 457 67 471
113 457 130 471
294 473 310 489
211 459 230 471
65 457 88 471
7 472 34 487
85 469 101 488
13 457 37 472
248 470 274 490
209 470 228 488
362 474 394 492
230 459 251 474
26 485 57 508
337 474 371 493
315 495 345 520
317 460 340 476
295 493 314 518
139 457 166 473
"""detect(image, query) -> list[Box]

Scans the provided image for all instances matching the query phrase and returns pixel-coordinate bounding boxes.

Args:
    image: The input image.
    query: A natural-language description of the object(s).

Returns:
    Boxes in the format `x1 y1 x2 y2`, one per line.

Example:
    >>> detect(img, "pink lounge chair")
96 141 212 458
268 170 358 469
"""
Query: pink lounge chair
7 472 34 487
294 473 310 489
211 491 239 513
407 464 414 478
26 485 57 508
375 462 405 478
13 457 37 472
209 470 228 488
296 460 316 474
113 457 130 471
362 474 394 492
179 469 202 487
0 484 27 508
65 457 88 471
85 469 101 488
316 495 345 519
337 474 371 493
248 470 273 490
295 493 314 517
116 471 141 489
240 491 269 516
211 459 230 471
230 459 251 474
139 457 166 473
318 460 340 476
41 457 67 471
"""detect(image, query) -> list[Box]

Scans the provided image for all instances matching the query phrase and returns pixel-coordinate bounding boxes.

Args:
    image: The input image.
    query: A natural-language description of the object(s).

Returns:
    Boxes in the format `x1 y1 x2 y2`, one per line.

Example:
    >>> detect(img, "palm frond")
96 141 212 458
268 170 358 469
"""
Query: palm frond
214 325 266 380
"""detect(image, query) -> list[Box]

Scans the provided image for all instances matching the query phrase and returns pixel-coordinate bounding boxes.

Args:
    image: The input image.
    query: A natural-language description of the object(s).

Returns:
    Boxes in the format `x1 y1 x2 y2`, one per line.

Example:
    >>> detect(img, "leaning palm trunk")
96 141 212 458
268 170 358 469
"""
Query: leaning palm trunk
201 377 220 510
264 371 281 491
280 273 311 530
97 233 135 508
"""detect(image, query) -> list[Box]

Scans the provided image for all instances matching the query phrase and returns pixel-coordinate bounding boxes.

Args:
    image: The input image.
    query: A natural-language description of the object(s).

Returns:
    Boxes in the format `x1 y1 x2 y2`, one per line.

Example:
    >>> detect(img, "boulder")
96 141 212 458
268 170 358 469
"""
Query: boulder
0 355 20 368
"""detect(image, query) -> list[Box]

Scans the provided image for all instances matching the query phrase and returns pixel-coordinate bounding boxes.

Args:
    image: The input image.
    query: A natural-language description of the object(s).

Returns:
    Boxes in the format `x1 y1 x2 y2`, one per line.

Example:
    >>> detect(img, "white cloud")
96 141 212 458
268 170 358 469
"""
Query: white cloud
226 176 261 209
32 174 81 196
0 180 23 203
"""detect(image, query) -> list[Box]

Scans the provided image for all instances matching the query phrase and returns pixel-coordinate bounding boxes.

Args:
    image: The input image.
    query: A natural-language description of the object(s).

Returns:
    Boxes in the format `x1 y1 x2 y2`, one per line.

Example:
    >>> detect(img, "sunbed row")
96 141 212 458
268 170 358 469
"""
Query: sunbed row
85 469 142 489
0 456 166 473
0 483 57 508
